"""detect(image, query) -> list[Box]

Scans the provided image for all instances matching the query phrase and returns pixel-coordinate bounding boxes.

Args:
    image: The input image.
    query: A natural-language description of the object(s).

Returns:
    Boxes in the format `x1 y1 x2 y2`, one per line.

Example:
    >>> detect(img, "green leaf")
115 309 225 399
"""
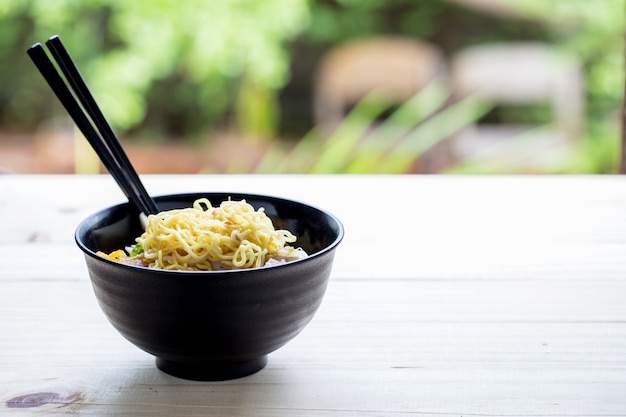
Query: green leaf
126 243 144 257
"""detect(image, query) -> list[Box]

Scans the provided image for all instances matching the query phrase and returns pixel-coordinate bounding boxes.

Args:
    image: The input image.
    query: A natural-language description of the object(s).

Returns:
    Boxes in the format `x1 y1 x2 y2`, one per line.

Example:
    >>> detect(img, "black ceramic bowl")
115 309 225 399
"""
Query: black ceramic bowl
75 192 343 381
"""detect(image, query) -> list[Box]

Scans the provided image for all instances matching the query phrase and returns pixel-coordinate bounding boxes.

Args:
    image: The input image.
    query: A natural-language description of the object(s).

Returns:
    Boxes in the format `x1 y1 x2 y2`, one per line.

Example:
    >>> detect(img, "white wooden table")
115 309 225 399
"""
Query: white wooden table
1 174 625 416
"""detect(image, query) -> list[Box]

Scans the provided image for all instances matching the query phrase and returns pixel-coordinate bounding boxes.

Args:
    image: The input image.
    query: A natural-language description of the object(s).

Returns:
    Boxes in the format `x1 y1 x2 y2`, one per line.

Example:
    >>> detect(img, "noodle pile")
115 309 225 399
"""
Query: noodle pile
99 198 306 271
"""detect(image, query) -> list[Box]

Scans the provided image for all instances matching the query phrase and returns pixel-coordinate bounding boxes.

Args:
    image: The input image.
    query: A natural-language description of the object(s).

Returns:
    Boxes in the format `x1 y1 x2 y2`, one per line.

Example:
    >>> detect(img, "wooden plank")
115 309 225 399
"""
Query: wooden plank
2 175 626 416
3 175 626 281
2 279 625 415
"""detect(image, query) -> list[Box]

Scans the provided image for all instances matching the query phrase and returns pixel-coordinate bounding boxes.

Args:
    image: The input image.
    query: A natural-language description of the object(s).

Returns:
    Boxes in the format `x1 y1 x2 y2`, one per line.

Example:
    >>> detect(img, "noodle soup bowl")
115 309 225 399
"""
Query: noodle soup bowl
75 192 343 381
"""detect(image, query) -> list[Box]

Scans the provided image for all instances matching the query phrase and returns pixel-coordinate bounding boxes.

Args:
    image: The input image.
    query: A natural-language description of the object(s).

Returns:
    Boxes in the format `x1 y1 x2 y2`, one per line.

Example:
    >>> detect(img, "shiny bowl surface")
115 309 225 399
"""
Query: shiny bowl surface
75 192 343 380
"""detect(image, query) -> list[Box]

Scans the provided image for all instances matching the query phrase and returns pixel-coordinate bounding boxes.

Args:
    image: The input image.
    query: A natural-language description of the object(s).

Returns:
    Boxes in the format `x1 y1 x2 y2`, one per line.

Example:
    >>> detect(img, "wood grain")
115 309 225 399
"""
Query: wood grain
1 175 625 416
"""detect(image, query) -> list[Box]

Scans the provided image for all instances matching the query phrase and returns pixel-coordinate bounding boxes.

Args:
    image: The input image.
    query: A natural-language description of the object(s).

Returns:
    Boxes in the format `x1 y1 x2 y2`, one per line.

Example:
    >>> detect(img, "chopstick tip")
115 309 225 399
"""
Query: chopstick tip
46 35 62 47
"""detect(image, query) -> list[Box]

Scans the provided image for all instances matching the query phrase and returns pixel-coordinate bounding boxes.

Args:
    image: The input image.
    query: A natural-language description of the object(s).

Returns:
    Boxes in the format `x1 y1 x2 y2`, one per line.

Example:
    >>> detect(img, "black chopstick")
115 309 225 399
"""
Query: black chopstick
44 35 159 216
27 38 159 216
27 42 154 216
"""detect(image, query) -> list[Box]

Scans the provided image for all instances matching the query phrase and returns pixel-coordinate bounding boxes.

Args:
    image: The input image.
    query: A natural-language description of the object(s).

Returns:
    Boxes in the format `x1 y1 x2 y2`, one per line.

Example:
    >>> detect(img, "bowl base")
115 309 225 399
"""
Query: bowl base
156 356 268 381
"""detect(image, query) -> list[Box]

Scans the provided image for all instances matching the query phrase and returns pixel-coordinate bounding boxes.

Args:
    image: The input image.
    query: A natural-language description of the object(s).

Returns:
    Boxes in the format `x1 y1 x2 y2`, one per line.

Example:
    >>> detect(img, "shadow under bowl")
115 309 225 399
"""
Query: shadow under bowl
75 192 343 381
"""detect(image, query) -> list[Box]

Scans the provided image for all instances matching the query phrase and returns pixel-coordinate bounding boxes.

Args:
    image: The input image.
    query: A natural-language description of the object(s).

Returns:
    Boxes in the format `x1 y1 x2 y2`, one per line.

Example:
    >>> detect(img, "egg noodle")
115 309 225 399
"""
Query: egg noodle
99 198 306 271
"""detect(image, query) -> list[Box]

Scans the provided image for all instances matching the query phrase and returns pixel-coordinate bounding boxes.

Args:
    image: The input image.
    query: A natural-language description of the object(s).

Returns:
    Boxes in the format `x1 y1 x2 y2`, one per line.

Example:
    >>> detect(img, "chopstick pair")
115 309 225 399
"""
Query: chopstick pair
27 35 159 217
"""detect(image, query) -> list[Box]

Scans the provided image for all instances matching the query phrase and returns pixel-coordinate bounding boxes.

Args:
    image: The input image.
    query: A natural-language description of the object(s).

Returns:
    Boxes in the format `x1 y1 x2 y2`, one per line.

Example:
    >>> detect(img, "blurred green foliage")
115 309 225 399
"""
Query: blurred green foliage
510 0 623 120
0 0 623 173
256 81 491 174
0 0 308 139
298 0 624 173
507 0 623 173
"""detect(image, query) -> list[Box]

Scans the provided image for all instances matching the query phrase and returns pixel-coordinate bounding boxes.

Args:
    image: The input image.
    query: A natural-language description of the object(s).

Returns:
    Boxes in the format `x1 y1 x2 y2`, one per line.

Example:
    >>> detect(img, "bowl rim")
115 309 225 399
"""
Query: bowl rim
75 191 344 275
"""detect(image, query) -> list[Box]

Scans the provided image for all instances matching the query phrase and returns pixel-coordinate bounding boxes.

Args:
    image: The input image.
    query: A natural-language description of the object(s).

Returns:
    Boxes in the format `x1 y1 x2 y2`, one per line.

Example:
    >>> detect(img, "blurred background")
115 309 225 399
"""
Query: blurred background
0 0 623 174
